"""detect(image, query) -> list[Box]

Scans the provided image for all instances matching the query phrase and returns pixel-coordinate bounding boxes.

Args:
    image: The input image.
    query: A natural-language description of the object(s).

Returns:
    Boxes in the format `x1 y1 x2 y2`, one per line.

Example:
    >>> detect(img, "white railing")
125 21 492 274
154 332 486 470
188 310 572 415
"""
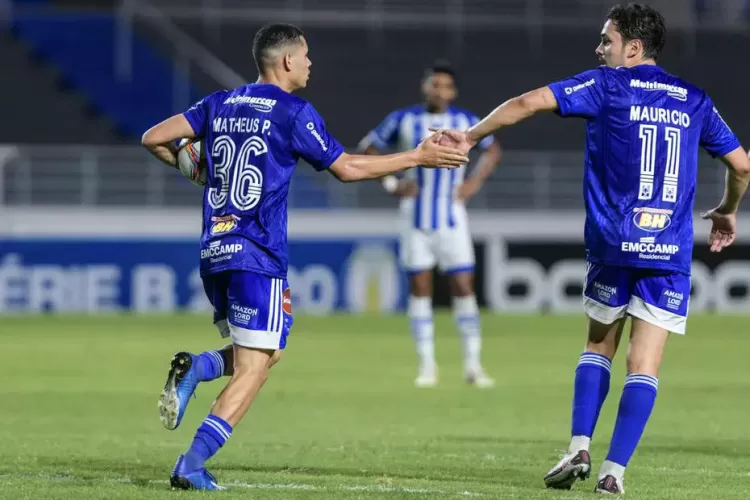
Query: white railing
0 144 732 211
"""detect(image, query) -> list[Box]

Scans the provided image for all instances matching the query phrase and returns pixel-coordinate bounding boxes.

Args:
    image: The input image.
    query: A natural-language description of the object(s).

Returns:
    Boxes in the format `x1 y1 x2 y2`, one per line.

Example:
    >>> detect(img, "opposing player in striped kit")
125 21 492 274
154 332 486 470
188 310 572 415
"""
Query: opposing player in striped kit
359 62 501 388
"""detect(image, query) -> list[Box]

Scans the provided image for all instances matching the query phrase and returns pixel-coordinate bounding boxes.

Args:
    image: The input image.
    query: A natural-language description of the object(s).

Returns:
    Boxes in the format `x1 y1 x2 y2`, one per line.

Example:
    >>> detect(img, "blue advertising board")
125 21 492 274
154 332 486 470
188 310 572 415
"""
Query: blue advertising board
0 239 408 314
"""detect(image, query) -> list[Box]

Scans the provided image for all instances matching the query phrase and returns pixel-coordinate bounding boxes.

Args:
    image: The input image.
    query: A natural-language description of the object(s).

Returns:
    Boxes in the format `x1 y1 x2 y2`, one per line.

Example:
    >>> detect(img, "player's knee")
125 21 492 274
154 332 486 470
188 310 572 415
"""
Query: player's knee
585 318 623 358
233 363 270 385
232 348 273 382
409 272 432 297
625 342 663 376
449 273 474 297
625 353 660 377
585 340 615 359
267 350 282 370
626 320 668 376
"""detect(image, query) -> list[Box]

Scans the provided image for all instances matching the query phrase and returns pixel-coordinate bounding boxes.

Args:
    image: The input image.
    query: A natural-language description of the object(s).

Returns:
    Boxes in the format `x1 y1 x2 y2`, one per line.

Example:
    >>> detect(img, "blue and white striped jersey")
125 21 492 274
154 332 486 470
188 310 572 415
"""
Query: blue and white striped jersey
361 105 494 230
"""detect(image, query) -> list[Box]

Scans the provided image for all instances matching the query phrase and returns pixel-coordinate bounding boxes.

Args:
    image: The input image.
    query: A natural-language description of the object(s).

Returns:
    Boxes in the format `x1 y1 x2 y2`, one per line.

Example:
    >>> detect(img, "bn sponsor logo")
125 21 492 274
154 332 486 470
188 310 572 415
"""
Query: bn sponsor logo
210 219 237 235
633 208 672 232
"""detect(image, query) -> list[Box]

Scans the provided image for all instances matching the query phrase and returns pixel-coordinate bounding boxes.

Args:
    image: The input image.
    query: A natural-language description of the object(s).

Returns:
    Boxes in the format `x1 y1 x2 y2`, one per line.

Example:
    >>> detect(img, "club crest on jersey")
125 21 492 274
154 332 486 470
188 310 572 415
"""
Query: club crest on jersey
282 287 292 315
633 208 672 233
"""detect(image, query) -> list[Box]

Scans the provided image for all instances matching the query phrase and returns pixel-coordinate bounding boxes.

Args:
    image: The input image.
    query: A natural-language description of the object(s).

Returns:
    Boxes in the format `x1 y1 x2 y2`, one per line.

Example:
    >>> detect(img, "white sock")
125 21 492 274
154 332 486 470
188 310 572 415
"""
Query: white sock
568 435 591 454
599 460 626 482
408 296 435 372
452 295 482 373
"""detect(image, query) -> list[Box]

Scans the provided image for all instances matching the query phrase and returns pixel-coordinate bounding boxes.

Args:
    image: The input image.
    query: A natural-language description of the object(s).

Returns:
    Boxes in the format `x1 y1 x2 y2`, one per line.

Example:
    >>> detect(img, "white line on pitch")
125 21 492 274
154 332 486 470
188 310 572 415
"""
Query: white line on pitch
0 473 485 497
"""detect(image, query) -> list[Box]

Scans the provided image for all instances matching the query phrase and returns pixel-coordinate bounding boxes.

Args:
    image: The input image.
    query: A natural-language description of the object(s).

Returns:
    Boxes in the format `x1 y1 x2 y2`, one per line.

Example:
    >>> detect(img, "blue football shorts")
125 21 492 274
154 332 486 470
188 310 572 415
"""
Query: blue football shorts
583 261 690 334
202 270 293 350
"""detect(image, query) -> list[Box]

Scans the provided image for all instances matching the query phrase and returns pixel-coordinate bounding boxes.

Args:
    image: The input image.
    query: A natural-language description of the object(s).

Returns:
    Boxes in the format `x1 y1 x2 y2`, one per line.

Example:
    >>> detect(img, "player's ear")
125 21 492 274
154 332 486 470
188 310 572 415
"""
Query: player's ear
628 38 643 60
283 53 293 72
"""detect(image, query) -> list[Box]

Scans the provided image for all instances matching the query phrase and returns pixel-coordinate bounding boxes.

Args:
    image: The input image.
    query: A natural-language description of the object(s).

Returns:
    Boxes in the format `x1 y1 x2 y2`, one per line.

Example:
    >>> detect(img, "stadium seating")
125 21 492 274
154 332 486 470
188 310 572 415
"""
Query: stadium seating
11 8 203 139
0 30 121 143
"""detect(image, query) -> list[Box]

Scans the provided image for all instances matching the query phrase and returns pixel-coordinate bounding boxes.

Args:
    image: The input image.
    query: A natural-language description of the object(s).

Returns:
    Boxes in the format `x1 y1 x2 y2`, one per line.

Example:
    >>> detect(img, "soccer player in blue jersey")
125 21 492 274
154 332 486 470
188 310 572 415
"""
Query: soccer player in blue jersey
437 3 750 494
358 62 501 389
141 23 468 490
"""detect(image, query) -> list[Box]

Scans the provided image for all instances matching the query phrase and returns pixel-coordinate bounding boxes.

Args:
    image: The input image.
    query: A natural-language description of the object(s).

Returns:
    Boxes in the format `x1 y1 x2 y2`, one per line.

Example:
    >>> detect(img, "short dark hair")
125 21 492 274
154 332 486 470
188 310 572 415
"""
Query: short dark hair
252 23 305 72
607 3 666 60
424 60 457 84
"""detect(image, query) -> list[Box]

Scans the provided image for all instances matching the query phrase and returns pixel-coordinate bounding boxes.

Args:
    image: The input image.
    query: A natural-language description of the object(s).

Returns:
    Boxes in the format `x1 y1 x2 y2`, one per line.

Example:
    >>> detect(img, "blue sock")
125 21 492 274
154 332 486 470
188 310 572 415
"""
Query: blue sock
196 350 225 382
605 374 658 467
571 352 612 443
182 415 233 472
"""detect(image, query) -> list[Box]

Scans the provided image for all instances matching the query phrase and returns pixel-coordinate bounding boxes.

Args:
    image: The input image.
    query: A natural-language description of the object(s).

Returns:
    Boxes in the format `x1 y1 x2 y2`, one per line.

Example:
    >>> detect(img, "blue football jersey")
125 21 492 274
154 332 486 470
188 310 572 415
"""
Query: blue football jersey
183 84 344 278
548 65 740 274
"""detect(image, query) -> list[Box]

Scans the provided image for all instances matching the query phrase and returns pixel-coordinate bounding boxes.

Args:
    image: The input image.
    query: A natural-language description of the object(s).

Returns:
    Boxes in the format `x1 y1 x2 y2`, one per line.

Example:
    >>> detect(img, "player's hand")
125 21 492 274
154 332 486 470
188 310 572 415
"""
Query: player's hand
457 180 480 202
416 131 469 167
428 127 476 155
700 207 737 252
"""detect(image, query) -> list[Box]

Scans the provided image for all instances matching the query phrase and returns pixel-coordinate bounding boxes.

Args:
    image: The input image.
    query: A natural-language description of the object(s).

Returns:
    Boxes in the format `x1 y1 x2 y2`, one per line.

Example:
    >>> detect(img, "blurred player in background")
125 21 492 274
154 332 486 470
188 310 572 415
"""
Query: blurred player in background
141 24 468 490
436 3 750 494
358 62 501 389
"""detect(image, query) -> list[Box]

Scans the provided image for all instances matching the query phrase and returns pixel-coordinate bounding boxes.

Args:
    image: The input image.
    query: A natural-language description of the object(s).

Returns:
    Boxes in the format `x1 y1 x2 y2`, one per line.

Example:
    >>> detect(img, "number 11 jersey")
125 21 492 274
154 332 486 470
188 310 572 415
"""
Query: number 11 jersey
548 64 740 275
183 84 344 278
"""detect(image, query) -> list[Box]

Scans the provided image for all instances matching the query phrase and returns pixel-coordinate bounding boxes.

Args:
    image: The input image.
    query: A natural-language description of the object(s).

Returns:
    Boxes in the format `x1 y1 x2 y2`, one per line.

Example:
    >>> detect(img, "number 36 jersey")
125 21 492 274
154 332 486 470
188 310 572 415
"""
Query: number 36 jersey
183 84 344 278
548 65 740 275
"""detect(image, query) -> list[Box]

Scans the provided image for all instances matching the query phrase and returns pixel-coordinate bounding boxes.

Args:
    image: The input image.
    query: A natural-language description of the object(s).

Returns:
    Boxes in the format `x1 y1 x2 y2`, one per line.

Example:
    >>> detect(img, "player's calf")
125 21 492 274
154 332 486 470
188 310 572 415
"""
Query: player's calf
408 293 437 387
567 318 624 444
595 319 665 493
210 346 274 426
171 346 274 489
544 317 623 490
449 286 494 388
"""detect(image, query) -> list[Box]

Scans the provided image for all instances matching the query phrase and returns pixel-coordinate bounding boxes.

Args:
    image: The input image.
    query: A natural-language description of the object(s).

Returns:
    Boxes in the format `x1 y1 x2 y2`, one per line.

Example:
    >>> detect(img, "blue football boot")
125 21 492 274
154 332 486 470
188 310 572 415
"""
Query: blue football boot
170 455 223 491
159 352 199 430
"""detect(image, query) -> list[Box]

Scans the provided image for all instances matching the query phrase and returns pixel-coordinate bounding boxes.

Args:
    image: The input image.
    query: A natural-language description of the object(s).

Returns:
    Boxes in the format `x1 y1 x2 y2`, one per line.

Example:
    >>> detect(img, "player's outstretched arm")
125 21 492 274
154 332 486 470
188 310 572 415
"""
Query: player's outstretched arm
328 132 468 183
700 147 750 252
142 114 197 168
436 87 558 153
359 143 419 197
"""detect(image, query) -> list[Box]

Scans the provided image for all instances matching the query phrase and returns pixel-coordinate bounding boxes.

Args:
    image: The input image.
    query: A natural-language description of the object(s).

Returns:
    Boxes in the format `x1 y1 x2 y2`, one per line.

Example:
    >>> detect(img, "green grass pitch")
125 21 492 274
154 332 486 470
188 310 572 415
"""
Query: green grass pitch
1 313 749 499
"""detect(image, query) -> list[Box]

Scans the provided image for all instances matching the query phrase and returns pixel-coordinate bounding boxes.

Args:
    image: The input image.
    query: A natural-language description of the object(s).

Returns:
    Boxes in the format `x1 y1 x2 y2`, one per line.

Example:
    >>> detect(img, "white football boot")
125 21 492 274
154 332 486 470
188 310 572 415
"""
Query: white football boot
544 450 592 489
465 367 495 388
